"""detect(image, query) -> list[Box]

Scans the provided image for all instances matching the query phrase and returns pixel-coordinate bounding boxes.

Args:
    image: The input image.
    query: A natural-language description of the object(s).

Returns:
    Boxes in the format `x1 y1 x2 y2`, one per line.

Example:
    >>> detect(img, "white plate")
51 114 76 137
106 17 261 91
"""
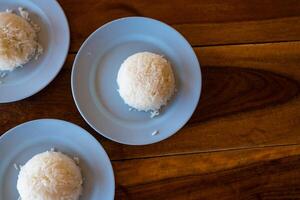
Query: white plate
0 0 69 103
72 17 202 145
0 119 115 200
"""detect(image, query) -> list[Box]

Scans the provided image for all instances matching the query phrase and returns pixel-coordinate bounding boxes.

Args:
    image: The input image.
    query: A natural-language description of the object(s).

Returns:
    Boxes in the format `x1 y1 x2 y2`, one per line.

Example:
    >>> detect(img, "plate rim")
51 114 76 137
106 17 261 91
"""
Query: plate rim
0 118 115 200
71 16 202 145
0 0 70 103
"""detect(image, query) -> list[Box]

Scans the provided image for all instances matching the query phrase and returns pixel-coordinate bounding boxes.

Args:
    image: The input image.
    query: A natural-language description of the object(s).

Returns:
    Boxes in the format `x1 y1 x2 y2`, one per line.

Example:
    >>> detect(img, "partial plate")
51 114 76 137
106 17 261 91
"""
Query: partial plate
72 17 201 145
0 0 69 103
0 119 115 200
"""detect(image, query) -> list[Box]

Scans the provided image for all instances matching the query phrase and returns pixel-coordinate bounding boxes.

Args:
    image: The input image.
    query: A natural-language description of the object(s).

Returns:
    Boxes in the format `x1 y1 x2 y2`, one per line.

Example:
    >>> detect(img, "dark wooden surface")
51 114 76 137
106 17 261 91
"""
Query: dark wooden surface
1 0 300 199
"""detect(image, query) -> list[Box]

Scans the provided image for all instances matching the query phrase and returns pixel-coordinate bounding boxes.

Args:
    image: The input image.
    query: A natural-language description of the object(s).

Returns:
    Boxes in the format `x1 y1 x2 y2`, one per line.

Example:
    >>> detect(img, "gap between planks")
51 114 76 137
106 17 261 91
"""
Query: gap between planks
67 40 300 55
111 143 300 162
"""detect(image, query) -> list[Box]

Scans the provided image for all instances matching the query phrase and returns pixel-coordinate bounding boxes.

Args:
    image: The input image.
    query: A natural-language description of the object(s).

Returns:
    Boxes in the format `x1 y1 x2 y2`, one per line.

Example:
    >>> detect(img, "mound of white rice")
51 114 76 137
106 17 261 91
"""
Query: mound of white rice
0 12 38 71
17 151 83 200
117 52 175 115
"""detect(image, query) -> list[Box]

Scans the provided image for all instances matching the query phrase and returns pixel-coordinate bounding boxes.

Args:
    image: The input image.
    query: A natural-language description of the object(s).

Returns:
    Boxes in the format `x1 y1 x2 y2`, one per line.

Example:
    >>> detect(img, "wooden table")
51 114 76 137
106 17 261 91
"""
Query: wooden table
1 0 300 199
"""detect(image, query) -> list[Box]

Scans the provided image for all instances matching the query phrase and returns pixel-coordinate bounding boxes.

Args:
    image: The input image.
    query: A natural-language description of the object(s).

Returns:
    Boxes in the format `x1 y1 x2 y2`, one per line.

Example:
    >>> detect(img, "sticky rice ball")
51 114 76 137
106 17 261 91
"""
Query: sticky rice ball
117 52 175 114
0 12 38 71
17 151 83 200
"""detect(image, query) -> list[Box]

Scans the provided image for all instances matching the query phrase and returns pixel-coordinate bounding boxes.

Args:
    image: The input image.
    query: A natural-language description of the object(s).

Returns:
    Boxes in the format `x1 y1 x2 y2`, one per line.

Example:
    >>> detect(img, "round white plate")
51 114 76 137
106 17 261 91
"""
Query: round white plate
0 119 115 200
72 17 201 145
0 0 69 103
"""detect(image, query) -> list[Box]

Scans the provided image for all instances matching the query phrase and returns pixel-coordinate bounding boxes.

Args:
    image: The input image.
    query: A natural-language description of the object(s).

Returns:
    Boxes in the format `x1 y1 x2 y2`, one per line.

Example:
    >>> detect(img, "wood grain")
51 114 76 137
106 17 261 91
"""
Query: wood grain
1 1 300 199
1 42 299 160
114 145 300 199
57 0 300 51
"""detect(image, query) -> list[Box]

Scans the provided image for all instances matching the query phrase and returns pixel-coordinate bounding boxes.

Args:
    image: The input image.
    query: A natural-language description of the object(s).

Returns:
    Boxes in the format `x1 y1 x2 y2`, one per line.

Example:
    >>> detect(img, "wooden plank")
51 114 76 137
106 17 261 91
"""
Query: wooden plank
177 17 300 47
0 42 299 160
198 41 300 79
57 0 300 51
114 145 300 199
